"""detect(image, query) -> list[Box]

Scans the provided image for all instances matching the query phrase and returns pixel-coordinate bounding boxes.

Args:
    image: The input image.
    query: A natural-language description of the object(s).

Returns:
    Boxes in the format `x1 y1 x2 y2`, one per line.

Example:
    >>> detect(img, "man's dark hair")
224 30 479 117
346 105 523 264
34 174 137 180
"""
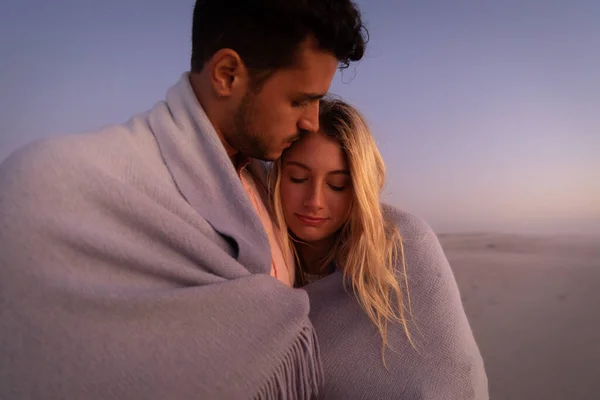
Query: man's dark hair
190 0 367 79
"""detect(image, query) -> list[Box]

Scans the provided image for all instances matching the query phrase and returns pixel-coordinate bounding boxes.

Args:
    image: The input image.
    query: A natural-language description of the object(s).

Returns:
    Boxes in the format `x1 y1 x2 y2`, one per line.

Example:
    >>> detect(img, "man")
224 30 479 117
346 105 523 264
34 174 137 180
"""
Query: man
0 1 366 399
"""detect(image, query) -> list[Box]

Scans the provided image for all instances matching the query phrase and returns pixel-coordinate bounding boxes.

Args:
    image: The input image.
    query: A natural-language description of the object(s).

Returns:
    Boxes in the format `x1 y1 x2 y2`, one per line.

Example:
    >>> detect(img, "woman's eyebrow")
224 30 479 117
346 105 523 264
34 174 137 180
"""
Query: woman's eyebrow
285 161 310 170
327 170 350 176
286 161 349 176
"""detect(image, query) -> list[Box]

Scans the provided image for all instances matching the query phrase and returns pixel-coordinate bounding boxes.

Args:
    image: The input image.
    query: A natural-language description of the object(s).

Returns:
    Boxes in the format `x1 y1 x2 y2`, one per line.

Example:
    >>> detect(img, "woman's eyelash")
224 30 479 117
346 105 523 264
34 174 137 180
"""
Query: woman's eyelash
290 177 307 183
288 177 346 191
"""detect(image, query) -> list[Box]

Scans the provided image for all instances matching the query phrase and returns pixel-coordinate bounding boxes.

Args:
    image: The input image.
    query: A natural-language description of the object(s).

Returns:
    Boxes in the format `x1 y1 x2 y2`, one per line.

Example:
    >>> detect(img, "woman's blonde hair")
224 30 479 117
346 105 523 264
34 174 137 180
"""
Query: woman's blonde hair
269 97 414 360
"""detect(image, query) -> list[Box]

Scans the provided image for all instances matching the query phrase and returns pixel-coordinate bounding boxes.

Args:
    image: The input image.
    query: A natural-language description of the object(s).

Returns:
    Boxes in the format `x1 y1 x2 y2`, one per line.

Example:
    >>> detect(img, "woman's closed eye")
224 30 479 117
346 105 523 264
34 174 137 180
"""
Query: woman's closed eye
289 176 308 183
328 184 347 192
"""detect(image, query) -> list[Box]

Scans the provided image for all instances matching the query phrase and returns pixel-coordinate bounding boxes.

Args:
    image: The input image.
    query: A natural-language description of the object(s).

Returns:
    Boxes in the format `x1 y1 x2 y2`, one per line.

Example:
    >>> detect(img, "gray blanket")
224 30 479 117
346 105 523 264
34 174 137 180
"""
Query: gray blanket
305 206 488 399
0 73 487 399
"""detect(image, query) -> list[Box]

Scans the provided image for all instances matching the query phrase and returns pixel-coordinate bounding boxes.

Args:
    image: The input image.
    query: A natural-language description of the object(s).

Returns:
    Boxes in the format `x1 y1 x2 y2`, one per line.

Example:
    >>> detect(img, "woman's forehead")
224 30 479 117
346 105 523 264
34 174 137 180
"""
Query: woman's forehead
284 133 348 172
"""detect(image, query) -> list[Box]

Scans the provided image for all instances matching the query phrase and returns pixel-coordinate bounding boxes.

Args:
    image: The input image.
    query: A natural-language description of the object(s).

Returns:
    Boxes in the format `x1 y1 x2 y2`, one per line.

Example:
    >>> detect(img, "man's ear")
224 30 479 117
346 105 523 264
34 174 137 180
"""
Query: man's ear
208 49 249 98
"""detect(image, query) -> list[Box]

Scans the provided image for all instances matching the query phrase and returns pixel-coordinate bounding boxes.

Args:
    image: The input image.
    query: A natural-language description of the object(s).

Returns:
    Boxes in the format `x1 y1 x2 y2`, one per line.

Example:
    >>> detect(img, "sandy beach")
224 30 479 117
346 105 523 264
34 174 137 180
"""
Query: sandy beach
440 233 600 400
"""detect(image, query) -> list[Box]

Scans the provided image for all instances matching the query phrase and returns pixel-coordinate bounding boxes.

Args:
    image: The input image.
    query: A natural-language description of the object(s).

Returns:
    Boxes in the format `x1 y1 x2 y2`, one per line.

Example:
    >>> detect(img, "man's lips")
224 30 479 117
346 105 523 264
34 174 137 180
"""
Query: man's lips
295 214 328 226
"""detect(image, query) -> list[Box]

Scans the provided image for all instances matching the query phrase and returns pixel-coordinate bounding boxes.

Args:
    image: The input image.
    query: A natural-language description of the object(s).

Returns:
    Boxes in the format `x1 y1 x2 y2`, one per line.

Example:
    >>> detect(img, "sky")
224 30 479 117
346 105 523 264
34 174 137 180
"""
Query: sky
1 0 599 234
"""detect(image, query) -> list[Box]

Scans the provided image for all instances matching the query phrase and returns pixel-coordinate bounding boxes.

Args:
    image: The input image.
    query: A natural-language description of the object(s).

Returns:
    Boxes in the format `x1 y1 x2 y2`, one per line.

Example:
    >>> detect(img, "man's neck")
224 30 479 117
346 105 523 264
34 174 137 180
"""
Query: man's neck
223 140 241 165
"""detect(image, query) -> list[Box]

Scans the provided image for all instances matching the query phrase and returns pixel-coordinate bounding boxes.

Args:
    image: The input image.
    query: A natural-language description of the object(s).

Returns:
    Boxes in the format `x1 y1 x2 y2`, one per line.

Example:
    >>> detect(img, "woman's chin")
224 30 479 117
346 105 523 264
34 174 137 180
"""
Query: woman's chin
290 228 332 246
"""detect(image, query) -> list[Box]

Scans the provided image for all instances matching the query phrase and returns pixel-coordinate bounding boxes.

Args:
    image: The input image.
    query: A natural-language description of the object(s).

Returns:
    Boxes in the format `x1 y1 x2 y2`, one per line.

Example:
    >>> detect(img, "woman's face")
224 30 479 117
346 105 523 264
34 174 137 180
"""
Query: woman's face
279 131 353 245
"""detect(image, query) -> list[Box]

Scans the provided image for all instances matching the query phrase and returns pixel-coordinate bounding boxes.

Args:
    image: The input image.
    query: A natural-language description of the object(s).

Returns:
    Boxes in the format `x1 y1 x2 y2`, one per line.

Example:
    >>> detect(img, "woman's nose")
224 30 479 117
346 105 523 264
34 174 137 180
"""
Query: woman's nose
303 184 324 210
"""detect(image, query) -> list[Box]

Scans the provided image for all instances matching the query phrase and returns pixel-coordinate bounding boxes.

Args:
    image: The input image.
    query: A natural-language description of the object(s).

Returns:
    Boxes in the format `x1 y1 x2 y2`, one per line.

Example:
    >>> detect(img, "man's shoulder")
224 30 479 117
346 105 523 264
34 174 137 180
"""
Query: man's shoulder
1 134 84 178
2 134 104 181
2 114 154 175
0 116 161 200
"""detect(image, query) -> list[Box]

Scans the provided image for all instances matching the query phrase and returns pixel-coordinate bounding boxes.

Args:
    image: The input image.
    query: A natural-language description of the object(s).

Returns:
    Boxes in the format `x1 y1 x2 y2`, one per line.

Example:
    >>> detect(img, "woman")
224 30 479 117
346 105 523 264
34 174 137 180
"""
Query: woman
269 98 488 399
270 98 413 351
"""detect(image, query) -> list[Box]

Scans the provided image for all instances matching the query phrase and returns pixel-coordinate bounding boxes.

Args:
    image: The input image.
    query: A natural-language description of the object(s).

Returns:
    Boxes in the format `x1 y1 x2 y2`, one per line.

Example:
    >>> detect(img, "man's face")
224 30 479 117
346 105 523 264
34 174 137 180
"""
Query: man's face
226 41 338 161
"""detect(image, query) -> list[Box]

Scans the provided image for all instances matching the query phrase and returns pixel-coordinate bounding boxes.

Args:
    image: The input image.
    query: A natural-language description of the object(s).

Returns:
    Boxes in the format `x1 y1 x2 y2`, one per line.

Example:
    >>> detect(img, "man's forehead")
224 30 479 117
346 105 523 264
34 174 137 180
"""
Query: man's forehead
283 52 338 89
294 45 338 72
266 70 331 98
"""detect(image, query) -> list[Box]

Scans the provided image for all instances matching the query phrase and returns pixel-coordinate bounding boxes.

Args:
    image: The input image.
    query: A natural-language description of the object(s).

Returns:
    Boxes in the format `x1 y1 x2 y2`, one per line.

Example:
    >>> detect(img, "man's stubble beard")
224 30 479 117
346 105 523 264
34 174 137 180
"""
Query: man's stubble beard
228 92 275 161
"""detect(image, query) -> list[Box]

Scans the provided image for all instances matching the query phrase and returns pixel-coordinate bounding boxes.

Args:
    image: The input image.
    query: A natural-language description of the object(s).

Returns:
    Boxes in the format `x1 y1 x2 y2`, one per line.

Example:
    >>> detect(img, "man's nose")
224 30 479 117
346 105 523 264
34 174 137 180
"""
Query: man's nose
297 102 320 134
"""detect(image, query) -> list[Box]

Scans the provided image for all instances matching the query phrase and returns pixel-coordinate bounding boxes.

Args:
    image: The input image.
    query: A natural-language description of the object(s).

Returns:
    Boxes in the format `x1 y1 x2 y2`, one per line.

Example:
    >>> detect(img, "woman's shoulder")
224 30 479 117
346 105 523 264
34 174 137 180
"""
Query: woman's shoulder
381 203 451 279
380 205 488 398
381 203 437 242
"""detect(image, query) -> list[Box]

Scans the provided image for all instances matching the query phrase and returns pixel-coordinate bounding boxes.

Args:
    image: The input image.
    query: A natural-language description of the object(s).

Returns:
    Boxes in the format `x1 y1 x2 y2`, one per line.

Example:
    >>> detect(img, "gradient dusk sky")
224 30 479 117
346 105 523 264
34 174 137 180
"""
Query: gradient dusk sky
1 0 598 234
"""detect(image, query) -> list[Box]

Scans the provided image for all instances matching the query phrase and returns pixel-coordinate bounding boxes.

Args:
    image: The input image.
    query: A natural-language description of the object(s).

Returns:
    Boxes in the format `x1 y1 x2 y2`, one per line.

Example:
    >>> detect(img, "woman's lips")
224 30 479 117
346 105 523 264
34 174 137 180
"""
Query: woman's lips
295 214 328 226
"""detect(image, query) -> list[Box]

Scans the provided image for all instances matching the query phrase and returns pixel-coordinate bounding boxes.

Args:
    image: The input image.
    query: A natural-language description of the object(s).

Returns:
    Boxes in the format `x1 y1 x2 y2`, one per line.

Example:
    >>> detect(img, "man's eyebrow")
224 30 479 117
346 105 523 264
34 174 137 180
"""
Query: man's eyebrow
285 161 350 175
297 92 326 101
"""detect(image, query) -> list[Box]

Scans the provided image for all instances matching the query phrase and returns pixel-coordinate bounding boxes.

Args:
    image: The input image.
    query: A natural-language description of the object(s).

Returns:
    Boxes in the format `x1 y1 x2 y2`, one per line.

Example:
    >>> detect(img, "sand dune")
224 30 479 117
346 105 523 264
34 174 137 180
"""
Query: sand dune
440 233 600 400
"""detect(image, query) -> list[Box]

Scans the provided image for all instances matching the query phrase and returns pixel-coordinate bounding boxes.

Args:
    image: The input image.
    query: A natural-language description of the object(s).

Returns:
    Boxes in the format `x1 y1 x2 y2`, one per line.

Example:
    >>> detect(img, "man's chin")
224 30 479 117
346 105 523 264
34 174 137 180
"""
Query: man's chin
250 149 278 161
258 147 288 161
244 142 290 161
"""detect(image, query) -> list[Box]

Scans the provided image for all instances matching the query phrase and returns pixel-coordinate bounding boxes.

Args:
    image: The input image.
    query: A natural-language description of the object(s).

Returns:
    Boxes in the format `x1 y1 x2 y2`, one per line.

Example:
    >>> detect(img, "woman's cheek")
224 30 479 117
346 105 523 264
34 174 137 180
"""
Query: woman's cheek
281 183 298 213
